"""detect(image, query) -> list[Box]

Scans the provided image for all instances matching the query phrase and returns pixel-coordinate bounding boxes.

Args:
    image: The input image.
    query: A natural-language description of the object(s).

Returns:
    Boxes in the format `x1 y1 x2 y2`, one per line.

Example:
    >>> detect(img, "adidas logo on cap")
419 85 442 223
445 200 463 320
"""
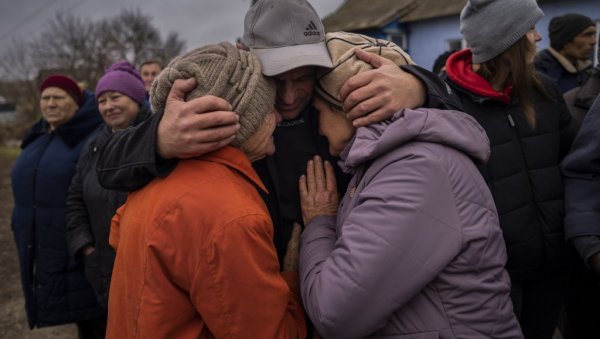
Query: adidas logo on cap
304 20 321 36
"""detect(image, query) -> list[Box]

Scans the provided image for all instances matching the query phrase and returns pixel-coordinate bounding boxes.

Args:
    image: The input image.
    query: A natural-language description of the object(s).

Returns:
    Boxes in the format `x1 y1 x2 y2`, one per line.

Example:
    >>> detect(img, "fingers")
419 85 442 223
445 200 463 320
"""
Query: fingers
339 71 372 105
299 174 307 200
344 91 383 122
354 48 384 68
306 158 316 193
313 156 326 190
185 95 233 116
290 222 302 242
324 160 337 191
187 110 239 130
283 222 302 272
351 110 384 128
168 78 197 102
340 49 397 102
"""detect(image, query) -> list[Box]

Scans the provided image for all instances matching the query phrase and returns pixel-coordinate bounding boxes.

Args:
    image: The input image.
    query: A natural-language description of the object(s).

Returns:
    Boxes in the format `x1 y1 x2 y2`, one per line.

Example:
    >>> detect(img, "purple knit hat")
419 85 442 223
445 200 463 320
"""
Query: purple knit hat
95 60 146 105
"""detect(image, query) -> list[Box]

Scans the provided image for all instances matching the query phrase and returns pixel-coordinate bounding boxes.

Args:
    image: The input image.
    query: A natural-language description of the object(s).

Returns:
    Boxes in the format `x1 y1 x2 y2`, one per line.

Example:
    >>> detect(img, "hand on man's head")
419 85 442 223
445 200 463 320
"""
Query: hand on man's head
339 48 426 128
157 78 240 159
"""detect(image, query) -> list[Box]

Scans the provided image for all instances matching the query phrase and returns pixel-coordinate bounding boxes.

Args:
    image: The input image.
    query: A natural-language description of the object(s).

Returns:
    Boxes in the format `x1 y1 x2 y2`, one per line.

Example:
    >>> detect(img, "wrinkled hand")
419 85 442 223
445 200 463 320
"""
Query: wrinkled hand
283 223 302 272
589 252 600 274
340 48 426 127
299 156 339 225
157 78 240 159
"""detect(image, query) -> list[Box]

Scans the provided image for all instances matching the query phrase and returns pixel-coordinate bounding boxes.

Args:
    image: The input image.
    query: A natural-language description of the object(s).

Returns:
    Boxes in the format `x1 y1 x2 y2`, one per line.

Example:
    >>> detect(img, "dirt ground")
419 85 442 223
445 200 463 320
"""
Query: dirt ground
0 150 77 339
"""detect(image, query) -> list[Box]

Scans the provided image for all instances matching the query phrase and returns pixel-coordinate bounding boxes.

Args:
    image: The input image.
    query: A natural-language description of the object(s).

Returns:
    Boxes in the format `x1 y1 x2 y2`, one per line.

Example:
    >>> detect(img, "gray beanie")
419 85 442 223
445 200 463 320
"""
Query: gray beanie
460 0 544 63
151 42 276 146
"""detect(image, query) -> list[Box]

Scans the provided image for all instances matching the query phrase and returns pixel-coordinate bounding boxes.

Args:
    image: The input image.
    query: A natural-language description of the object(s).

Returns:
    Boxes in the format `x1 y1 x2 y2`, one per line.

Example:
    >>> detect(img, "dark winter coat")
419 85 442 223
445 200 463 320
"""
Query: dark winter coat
10 91 104 328
65 104 152 309
444 49 574 281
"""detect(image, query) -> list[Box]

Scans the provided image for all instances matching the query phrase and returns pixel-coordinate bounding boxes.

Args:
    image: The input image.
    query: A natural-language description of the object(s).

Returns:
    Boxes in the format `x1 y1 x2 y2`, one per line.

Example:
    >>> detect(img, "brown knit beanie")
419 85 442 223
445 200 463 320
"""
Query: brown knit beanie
316 32 415 109
151 42 276 146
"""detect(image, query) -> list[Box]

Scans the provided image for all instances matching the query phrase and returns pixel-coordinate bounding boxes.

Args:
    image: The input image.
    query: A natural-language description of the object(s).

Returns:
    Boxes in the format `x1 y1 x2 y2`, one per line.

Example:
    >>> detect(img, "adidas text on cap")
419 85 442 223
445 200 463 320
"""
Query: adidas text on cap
243 0 333 76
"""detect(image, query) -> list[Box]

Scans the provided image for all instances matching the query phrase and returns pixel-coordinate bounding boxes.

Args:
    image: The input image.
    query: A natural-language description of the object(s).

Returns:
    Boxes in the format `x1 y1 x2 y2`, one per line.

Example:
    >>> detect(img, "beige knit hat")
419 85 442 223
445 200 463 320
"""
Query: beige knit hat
316 32 415 109
151 42 276 146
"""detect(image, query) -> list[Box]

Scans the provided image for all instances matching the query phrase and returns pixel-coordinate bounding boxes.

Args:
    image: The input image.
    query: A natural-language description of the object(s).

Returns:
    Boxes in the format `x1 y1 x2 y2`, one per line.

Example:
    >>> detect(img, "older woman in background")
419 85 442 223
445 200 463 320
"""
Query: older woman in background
10 74 104 338
65 60 151 336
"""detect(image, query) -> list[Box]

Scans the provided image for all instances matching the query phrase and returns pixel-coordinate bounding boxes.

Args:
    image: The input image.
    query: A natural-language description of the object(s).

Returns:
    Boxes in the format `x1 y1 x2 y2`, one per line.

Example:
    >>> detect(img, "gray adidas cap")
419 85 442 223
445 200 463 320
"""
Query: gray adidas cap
242 0 333 76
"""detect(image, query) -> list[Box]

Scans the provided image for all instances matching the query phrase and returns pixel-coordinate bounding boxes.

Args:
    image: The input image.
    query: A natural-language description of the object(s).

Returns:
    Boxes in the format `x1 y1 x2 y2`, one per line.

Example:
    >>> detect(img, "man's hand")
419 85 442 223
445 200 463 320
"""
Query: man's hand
157 78 240 159
589 252 600 273
340 48 426 127
299 156 339 225
283 223 302 272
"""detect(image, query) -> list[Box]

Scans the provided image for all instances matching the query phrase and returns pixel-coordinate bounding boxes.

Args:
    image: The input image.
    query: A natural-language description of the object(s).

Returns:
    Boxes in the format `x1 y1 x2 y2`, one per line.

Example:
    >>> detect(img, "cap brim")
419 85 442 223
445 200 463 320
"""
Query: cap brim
251 41 333 76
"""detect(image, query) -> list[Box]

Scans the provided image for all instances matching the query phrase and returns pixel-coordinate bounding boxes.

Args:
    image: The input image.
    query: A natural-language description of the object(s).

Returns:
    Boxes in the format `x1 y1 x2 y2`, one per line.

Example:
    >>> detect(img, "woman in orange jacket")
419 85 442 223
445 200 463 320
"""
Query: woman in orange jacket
106 42 306 339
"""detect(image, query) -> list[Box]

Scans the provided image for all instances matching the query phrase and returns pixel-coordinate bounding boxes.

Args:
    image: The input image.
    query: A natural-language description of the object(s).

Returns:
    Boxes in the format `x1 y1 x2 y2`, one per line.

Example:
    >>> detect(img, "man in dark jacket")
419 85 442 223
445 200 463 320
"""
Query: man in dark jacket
535 13 596 93
96 0 461 263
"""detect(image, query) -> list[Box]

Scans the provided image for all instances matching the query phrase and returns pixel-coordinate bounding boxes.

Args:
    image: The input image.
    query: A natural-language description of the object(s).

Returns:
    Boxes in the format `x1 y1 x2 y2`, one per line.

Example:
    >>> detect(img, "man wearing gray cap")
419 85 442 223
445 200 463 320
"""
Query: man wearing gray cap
535 13 597 93
96 0 460 261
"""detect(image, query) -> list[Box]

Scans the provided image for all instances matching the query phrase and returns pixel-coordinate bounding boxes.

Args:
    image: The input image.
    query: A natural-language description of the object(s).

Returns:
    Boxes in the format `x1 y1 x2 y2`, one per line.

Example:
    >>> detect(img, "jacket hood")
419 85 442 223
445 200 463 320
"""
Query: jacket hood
445 49 513 104
340 107 491 172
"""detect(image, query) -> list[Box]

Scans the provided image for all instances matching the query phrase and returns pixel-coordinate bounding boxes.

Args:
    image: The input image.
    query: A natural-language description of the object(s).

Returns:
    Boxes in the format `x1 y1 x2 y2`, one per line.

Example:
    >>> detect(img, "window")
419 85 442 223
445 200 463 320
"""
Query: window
383 27 408 50
446 38 466 52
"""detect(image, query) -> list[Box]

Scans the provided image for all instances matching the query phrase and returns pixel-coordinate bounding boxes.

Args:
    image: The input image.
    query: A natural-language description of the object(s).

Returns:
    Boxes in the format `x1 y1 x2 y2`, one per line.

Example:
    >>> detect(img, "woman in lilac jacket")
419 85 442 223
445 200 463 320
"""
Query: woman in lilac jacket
298 32 522 339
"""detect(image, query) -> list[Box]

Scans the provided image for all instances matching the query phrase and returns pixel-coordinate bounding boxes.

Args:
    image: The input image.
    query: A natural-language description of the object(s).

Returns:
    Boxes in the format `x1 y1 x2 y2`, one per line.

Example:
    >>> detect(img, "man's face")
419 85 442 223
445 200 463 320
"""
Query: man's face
140 63 162 92
272 66 316 121
561 26 597 62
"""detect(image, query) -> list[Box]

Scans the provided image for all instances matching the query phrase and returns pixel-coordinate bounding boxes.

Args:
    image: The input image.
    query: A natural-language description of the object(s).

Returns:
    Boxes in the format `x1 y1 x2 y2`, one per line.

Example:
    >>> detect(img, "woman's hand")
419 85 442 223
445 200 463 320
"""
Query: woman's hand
282 223 302 272
299 156 339 225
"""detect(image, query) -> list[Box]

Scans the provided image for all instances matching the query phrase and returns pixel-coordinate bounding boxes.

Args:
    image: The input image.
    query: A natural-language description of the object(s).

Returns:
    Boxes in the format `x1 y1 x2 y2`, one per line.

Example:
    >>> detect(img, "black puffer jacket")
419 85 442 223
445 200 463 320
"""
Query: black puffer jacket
444 51 574 281
65 104 152 309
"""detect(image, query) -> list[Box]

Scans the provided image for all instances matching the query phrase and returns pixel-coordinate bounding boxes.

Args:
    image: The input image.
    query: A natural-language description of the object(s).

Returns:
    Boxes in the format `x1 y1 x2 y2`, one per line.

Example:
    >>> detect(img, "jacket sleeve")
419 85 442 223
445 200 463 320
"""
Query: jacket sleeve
570 236 600 268
555 86 575 159
96 111 178 192
401 65 464 111
189 214 306 338
299 152 463 338
65 141 95 257
562 96 600 245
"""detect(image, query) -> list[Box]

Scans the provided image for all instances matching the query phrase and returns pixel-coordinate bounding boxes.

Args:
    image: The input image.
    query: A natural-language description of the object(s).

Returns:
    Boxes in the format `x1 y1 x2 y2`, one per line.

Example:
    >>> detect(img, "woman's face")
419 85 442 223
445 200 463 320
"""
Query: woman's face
241 108 281 162
40 87 79 130
525 26 542 63
313 97 355 157
97 91 140 130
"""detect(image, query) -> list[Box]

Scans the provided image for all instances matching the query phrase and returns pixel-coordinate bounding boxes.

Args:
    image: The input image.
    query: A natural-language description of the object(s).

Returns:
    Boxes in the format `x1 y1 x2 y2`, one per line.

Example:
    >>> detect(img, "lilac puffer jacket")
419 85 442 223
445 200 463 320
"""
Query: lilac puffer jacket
300 108 522 339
